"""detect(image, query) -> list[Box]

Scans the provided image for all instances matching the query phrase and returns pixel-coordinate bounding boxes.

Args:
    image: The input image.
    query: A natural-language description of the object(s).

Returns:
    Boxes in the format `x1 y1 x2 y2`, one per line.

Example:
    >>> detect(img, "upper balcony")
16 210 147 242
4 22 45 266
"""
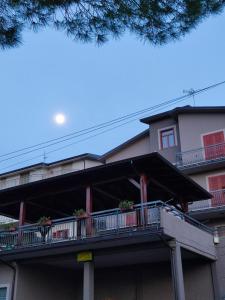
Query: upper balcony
0 201 215 261
176 142 225 172
0 153 214 260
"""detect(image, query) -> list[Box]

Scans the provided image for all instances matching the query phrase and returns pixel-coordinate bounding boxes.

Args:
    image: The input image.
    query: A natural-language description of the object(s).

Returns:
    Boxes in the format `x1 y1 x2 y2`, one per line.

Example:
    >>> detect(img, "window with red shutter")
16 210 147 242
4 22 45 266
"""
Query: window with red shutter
208 174 225 207
203 131 225 160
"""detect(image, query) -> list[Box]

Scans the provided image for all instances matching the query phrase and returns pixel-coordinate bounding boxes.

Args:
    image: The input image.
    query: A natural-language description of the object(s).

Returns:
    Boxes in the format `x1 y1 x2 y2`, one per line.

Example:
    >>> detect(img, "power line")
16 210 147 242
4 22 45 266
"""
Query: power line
1 79 224 162
0 79 225 171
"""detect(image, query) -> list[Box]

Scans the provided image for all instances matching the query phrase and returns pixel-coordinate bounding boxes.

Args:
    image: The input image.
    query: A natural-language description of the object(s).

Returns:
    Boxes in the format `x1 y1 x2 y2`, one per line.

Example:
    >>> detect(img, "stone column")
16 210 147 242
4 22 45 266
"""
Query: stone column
83 261 94 300
170 241 185 300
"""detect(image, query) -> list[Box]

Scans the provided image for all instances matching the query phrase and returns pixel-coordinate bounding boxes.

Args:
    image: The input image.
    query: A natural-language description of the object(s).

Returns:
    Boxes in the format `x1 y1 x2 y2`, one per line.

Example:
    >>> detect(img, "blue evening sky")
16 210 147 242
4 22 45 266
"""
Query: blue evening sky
0 11 225 172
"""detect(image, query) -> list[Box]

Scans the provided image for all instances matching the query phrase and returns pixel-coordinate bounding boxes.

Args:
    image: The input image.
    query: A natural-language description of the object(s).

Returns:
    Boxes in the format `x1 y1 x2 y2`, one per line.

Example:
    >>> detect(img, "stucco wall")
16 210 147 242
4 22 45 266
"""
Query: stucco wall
0 263 14 299
190 168 225 190
9 260 215 300
149 118 181 163
215 238 225 299
15 265 81 300
178 113 225 152
105 135 150 163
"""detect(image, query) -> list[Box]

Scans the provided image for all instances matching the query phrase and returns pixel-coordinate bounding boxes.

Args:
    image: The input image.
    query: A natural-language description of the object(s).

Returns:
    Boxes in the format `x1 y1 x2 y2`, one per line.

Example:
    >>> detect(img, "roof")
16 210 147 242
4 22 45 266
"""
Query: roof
0 153 100 177
101 130 149 160
140 105 225 124
0 153 211 221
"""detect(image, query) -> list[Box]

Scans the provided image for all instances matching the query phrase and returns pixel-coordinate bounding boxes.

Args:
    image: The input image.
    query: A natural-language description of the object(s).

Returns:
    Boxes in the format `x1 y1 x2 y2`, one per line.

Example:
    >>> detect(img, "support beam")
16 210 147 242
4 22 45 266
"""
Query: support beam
140 174 148 203
170 241 185 300
19 201 26 226
128 178 140 190
86 186 93 215
86 186 93 236
140 174 148 225
83 262 94 300
94 187 121 203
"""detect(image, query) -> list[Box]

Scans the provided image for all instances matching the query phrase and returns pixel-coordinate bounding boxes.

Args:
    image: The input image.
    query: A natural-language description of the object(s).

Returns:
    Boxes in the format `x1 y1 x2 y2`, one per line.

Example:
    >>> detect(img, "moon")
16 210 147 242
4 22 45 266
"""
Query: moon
54 113 66 125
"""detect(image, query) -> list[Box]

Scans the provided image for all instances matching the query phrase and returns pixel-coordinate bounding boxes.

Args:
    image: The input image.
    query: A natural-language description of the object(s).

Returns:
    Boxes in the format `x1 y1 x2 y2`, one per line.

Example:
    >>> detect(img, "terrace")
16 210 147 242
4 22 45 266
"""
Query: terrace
176 142 225 169
0 153 217 300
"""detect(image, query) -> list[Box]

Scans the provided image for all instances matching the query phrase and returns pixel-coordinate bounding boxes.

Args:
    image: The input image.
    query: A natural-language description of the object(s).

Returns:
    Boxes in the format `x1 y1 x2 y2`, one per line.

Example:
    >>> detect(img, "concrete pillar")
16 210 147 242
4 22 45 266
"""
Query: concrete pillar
83 262 94 300
211 262 220 300
170 242 185 300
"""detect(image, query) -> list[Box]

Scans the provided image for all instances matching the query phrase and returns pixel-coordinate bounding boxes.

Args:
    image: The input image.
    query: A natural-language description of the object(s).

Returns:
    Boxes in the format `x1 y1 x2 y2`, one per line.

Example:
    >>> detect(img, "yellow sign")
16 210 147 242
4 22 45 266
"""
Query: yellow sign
77 251 93 262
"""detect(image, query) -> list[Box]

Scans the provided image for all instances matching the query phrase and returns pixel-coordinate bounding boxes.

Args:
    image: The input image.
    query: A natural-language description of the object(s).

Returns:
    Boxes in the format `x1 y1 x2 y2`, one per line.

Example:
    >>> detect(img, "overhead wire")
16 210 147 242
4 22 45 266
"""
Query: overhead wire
0 79 225 172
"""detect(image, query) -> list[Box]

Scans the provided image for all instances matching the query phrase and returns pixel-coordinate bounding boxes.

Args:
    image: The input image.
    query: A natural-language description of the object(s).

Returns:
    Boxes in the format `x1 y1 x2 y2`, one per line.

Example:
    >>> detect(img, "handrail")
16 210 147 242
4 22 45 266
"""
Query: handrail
0 201 213 252
177 141 225 156
176 142 225 167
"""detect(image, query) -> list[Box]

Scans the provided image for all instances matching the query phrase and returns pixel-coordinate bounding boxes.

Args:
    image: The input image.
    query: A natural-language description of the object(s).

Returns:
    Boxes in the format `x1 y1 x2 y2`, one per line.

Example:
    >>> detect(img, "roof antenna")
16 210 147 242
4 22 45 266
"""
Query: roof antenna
43 151 47 163
183 88 196 106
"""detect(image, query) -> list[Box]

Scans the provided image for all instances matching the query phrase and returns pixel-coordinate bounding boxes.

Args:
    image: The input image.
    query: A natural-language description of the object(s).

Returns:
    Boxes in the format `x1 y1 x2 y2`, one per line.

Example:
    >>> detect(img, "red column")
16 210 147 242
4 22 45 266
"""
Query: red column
140 174 148 225
140 174 148 204
18 201 26 245
180 200 188 213
19 201 26 226
86 186 93 236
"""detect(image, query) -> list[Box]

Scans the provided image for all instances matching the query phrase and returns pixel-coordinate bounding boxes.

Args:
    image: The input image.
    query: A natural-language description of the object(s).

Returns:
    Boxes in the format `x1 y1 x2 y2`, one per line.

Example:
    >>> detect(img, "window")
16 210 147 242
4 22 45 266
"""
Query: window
0 286 8 300
160 128 176 149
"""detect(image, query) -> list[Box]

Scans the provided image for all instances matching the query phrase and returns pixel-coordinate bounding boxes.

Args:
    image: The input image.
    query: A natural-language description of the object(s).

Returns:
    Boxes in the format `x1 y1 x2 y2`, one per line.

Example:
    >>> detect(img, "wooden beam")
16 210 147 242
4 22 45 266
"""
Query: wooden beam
148 178 176 197
94 187 121 203
27 201 69 217
19 201 26 226
140 174 148 203
86 186 93 215
128 178 140 190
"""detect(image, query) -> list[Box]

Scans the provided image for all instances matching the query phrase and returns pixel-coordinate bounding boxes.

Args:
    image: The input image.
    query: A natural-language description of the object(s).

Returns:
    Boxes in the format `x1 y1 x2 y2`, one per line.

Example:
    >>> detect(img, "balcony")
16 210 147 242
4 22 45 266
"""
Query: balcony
189 189 225 212
0 201 213 255
176 142 225 169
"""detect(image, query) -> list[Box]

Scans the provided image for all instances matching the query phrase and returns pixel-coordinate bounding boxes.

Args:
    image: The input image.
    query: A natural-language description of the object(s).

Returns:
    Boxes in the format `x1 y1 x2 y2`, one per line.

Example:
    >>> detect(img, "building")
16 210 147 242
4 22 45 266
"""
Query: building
0 105 225 300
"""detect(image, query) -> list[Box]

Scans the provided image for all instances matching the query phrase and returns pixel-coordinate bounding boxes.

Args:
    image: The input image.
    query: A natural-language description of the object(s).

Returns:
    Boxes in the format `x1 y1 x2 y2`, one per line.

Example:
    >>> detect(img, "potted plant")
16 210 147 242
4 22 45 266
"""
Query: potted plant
119 200 134 212
73 209 87 219
38 216 52 226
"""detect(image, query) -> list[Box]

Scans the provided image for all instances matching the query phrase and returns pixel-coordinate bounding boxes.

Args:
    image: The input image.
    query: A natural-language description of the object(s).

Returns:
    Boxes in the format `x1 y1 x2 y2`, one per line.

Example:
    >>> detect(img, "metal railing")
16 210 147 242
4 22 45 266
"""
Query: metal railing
0 201 212 252
176 142 225 168
189 189 225 211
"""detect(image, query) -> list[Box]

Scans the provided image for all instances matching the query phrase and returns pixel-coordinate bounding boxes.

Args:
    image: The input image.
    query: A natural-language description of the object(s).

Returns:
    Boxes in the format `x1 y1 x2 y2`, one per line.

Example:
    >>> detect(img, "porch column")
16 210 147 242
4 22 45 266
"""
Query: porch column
83 261 94 300
210 262 220 300
140 174 148 225
86 186 93 236
170 241 185 300
19 201 26 226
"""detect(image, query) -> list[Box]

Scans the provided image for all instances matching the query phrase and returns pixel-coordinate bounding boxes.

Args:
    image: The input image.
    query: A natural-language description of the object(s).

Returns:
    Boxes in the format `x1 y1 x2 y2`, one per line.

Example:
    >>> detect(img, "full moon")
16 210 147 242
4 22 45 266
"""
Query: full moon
54 113 66 125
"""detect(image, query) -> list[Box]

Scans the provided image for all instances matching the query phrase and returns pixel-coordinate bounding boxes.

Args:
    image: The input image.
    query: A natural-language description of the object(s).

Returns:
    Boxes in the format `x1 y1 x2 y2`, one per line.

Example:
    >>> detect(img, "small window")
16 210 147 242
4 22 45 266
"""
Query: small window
160 128 176 149
0 286 8 300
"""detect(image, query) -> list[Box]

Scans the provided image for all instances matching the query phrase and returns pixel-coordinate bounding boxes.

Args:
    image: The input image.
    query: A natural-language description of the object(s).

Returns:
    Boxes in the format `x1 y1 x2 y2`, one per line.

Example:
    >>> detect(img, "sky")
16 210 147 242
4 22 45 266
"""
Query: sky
0 10 225 172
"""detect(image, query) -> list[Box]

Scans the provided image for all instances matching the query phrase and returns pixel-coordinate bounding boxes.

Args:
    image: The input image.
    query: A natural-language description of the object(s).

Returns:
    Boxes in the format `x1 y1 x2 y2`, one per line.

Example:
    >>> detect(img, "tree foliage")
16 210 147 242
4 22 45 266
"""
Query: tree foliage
0 0 224 49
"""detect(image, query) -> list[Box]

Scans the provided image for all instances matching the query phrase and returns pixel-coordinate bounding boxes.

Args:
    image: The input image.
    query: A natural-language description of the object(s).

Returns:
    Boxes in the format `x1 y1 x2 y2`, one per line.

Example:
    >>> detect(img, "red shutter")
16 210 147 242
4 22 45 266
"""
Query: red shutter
203 131 225 160
208 175 225 206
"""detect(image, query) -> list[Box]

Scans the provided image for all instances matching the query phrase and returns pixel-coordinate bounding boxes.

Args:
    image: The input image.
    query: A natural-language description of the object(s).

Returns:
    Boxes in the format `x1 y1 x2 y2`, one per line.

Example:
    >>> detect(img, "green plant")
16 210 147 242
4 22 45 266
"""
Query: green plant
119 200 134 210
73 209 87 218
38 216 51 226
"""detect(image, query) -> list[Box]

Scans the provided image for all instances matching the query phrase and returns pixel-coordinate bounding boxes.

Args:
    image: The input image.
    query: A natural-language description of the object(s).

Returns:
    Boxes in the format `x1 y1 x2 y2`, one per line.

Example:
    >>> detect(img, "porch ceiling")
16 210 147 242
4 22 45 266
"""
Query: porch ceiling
0 153 211 221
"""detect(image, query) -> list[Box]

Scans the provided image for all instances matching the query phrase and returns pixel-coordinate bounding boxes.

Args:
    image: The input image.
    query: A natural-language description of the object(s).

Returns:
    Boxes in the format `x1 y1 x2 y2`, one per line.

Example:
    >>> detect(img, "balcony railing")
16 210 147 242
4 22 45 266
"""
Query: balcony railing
0 201 212 252
189 189 225 212
176 142 225 168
